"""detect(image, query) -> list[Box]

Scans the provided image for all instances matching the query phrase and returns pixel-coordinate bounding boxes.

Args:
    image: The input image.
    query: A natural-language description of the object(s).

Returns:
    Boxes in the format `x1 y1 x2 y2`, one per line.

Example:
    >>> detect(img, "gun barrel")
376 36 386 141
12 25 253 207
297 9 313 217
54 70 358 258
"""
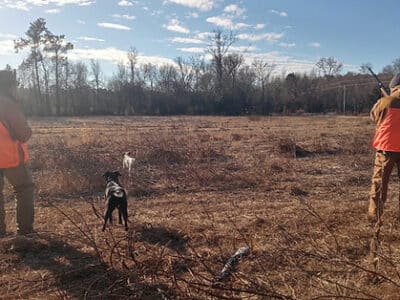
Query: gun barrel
367 67 389 96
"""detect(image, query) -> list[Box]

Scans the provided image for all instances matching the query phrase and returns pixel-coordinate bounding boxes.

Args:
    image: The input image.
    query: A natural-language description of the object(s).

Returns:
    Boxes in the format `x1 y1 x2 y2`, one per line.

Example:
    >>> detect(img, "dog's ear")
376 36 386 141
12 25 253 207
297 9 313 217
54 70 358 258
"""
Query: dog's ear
115 171 122 177
127 151 131 156
103 171 110 179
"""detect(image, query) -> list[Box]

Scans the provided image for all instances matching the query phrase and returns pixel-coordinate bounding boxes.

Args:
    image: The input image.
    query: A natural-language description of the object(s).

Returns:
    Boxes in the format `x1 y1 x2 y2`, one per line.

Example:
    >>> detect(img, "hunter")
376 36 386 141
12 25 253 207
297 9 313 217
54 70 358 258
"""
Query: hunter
0 70 34 236
368 73 400 223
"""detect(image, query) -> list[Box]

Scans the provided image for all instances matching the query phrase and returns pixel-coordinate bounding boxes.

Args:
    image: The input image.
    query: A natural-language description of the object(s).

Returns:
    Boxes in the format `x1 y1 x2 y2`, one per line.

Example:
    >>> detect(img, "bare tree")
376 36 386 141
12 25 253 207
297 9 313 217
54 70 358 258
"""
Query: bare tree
175 57 194 92
127 47 138 84
72 62 89 89
206 30 237 98
315 57 343 77
40 57 51 112
61 59 72 114
157 64 177 94
141 63 157 90
223 53 244 89
252 58 275 113
44 33 73 114
189 55 206 92
90 59 102 91
359 63 372 74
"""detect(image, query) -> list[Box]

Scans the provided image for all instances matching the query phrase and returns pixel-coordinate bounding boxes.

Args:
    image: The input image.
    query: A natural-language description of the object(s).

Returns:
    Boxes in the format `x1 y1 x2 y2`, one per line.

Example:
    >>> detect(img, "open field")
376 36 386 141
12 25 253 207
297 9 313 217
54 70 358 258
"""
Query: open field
1 115 400 299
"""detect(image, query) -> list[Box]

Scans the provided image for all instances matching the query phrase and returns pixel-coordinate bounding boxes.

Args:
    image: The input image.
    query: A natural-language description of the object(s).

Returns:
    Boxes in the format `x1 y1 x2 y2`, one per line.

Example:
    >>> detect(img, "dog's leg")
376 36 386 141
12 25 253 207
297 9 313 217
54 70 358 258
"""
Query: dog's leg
118 208 122 224
122 203 128 231
103 207 112 231
109 210 113 225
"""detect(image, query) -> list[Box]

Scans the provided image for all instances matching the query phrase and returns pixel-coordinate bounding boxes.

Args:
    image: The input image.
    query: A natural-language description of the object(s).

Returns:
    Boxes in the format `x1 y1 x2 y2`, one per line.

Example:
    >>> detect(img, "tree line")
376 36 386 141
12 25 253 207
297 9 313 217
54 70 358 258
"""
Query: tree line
8 18 399 116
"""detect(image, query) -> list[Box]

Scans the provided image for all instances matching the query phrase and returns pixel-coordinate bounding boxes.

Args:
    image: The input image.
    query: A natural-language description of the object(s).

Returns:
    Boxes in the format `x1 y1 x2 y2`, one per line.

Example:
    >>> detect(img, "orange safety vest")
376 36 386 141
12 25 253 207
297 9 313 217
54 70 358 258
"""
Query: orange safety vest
372 107 400 152
0 121 29 168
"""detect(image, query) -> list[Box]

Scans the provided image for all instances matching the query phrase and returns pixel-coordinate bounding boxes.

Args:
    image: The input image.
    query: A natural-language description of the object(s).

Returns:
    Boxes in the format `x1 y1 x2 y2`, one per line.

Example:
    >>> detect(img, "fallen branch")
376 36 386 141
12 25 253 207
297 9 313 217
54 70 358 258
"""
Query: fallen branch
213 246 250 285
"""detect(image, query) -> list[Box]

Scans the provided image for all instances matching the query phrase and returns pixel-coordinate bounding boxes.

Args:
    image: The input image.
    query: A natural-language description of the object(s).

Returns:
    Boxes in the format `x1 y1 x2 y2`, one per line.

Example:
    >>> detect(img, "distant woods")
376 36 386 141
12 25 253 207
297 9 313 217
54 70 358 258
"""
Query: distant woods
9 18 398 116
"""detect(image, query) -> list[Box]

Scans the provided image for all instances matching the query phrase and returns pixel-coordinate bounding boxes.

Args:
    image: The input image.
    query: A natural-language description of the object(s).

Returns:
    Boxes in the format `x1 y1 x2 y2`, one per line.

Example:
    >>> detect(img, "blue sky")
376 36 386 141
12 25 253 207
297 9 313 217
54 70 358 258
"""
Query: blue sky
0 0 398 76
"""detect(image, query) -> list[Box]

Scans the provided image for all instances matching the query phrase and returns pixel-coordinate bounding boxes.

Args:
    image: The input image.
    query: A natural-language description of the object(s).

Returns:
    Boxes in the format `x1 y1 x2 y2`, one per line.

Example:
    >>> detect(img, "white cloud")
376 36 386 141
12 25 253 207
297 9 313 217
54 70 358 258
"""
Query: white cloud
0 33 18 39
186 12 199 19
206 16 232 28
26 0 93 6
234 22 251 30
195 31 213 40
3 1 29 10
77 19 86 24
206 16 250 30
117 0 136 6
270 9 288 17
150 9 163 17
69 47 175 67
97 22 131 31
177 45 257 55
177 47 205 53
78 36 105 42
229 46 258 53
172 37 204 44
163 19 190 34
243 51 316 75
0 40 15 56
279 42 296 48
255 23 265 30
0 0 94 10
112 14 136 20
224 4 245 16
309 42 321 48
238 32 284 42
164 0 216 11
45 8 61 13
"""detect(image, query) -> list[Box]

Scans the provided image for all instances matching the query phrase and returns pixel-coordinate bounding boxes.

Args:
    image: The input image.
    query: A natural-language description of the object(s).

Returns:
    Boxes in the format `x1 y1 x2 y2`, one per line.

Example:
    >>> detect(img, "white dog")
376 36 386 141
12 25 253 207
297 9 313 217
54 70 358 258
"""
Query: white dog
122 152 135 176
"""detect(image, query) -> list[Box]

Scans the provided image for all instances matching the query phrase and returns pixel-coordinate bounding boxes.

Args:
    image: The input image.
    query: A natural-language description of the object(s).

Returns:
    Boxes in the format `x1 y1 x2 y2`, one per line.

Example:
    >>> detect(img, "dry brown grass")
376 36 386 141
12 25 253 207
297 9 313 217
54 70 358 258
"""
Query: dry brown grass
1 115 400 299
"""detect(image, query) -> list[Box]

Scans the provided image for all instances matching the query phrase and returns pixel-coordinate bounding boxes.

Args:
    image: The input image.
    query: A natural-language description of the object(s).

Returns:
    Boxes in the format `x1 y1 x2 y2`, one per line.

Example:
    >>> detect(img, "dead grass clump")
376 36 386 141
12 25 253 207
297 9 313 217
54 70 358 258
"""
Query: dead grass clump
247 115 262 122
312 139 342 156
347 174 370 186
268 161 284 174
276 138 312 158
231 133 242 141
290 186 308 197
136 224 188 253
0 235 47 253
197 147 230 163
339 135 373 155
139 133 189 166
145 148 188 165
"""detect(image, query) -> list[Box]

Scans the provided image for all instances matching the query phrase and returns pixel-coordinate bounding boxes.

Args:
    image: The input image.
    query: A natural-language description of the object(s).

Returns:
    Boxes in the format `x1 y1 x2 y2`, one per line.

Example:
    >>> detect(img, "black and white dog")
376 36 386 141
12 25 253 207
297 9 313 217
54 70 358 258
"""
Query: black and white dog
102 171 128 231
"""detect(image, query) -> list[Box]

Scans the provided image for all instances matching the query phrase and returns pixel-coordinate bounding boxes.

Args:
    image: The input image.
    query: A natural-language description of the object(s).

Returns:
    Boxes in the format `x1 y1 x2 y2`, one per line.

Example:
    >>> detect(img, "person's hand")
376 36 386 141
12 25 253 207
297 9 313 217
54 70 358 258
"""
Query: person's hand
380 87 389 97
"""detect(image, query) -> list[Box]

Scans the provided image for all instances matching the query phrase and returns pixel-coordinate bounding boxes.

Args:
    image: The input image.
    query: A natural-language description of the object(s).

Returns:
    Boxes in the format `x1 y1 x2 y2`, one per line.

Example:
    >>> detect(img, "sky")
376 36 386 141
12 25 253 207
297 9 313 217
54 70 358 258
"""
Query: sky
0 0 399 77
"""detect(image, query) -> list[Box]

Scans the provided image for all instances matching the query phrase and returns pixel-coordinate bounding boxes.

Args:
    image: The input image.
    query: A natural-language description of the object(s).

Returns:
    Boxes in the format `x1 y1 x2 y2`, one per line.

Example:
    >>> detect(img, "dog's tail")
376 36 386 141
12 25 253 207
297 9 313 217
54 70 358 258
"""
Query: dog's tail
113 190 124 197
108 187 125 198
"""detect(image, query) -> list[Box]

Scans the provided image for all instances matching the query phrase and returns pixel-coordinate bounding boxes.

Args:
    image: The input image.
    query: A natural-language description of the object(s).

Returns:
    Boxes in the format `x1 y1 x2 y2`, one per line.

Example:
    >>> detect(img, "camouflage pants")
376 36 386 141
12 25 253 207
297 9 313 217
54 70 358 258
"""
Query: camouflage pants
0 164 34 235
369 151 400 220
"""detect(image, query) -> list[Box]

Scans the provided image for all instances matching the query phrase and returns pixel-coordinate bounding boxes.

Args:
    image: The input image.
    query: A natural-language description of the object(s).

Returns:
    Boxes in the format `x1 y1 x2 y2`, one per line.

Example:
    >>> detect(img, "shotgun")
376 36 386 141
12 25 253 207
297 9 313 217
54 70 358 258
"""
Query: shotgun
367 67 389 97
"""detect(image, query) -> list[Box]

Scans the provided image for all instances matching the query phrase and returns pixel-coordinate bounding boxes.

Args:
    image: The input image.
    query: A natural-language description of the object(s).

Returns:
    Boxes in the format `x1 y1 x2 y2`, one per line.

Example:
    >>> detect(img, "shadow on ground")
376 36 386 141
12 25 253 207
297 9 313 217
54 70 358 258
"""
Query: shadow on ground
0 232 175 299
136 224 188 253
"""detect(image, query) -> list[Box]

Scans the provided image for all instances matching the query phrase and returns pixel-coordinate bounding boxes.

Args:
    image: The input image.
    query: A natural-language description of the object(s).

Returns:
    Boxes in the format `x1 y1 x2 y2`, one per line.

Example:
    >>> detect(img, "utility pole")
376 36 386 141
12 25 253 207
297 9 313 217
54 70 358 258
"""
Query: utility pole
343 85 346 114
